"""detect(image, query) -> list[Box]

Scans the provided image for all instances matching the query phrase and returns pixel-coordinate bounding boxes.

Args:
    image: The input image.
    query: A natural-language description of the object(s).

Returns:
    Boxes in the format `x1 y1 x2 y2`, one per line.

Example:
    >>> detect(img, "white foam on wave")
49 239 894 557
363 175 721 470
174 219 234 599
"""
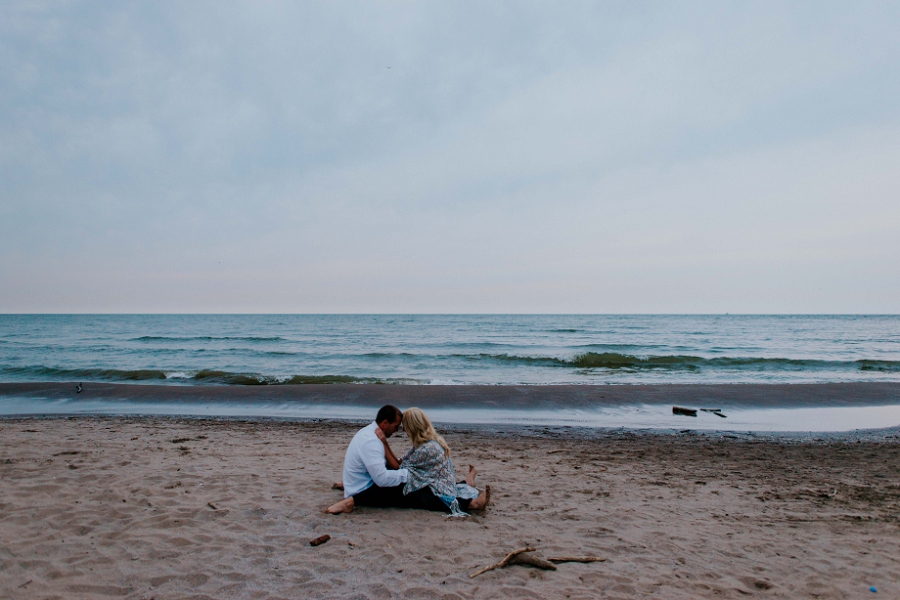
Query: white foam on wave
164 372 192 379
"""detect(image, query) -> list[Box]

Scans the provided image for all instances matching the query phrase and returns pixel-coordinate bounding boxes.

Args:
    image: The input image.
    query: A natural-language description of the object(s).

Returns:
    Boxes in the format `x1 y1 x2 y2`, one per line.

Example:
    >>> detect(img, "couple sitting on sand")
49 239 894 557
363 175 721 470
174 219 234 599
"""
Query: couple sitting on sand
326 405 490 516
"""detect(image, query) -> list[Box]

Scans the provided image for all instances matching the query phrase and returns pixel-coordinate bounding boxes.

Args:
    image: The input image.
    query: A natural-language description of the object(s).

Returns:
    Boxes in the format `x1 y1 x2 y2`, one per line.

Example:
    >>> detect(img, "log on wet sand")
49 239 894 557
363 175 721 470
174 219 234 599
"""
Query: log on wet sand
673 406 698 417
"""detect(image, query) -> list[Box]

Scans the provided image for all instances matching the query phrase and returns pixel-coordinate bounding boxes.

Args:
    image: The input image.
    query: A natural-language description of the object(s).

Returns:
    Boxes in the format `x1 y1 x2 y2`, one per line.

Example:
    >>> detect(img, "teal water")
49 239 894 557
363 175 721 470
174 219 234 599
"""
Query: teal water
1 315 899 385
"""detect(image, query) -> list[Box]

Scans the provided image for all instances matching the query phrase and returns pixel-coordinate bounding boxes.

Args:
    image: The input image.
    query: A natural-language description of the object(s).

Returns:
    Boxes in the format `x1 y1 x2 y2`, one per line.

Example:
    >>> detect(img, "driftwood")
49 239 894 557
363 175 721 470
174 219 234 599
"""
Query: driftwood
470 549 607 577
470 547 536 578
548 556 607 563
309 534 331 547
673 406 697 417
507 553 557 570
700 408 727 418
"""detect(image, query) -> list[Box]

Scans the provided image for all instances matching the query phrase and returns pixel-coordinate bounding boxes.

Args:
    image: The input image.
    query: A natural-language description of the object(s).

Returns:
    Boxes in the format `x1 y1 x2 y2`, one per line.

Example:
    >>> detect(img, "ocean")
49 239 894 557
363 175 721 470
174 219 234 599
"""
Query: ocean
1 314 899 386
2 315 899 431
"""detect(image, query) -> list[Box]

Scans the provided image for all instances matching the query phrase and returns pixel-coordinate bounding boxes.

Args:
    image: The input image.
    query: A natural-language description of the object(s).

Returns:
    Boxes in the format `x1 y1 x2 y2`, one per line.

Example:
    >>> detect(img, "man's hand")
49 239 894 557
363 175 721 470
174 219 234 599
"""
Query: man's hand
374 427 387 442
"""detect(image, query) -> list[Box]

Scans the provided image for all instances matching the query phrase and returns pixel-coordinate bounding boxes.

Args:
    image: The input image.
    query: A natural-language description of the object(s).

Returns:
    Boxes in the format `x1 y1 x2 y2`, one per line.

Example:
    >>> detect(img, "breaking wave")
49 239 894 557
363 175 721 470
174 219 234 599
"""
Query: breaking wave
2 354 898 386
0 366 408 385
460 353 900 372
1 366 169 381
132 336 286 342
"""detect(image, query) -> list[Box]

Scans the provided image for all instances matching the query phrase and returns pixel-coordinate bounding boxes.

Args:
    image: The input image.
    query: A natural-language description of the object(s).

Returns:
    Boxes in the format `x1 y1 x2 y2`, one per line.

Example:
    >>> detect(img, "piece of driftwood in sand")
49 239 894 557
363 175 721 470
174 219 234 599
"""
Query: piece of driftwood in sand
470 547 536 578
309 534 331 547
548 556 607 563
507 553 557 570
673 406 698 417
471 548 608 577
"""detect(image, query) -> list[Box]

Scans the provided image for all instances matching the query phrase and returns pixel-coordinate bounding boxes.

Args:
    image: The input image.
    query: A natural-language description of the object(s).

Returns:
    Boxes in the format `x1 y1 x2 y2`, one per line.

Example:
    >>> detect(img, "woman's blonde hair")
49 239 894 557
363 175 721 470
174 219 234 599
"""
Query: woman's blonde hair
402 407 450 457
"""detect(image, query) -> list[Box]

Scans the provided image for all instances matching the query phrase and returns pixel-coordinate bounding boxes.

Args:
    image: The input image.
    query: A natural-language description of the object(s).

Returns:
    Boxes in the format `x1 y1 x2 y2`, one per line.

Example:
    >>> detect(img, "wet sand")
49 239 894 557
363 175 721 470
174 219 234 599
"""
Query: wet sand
4 381 900 432
1 417 899 599
3 381 900 411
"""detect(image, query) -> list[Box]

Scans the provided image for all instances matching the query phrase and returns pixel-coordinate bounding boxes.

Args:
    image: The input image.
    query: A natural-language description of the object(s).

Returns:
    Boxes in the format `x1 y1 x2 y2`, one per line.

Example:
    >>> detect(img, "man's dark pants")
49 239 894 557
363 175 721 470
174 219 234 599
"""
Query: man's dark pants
353 484 471 512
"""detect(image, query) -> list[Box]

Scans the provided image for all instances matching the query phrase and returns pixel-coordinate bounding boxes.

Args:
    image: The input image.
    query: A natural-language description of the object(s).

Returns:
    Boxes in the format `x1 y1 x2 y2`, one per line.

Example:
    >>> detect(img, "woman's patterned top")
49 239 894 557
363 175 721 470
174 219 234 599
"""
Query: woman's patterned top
401 440 467 515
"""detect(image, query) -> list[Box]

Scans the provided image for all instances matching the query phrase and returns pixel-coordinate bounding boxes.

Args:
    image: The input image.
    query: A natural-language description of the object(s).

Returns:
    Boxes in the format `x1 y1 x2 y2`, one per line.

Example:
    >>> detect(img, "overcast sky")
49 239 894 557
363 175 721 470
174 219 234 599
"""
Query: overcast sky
1 1 898 313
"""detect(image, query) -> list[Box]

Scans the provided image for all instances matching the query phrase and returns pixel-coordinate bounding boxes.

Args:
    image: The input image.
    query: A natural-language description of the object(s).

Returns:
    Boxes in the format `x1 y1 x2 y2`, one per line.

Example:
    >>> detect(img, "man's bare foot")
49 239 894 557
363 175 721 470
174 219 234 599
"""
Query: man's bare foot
465 464 477 487
467 484 490 511
332 482 344 491
325 497 354 515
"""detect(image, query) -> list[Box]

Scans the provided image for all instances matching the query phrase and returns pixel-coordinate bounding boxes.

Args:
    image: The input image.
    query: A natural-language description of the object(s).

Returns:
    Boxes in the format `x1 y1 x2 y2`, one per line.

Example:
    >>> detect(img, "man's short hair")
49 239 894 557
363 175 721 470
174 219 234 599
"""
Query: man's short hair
375 405 401 425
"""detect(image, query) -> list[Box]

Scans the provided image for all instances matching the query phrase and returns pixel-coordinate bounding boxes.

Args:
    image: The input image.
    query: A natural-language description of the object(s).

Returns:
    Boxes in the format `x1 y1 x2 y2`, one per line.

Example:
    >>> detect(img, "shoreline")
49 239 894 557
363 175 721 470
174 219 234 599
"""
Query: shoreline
3 381 900 433
3 413 900 443
3 380 900 408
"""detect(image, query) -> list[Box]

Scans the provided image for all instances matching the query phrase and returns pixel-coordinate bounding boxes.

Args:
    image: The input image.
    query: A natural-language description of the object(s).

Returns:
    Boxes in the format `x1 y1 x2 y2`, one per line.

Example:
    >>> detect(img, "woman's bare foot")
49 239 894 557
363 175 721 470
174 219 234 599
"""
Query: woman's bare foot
467 484 490 511
325 497 354 514
465 464 477 487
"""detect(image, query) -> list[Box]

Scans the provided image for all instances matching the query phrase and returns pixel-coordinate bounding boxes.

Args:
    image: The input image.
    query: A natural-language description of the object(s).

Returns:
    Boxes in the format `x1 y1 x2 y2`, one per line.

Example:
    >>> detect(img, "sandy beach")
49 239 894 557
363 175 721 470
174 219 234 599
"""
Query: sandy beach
1 416 899 599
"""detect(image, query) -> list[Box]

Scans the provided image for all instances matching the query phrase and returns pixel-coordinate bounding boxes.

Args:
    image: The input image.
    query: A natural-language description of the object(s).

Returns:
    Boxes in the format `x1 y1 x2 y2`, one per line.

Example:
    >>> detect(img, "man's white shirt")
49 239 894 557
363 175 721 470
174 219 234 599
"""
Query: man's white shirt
342 422 408 498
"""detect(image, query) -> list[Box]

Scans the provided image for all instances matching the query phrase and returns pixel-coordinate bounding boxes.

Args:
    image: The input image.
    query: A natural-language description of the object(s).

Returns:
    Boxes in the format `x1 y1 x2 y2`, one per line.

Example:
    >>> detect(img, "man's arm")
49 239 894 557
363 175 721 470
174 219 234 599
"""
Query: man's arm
361 437 408 488
384 443 401 469
374 427 401 469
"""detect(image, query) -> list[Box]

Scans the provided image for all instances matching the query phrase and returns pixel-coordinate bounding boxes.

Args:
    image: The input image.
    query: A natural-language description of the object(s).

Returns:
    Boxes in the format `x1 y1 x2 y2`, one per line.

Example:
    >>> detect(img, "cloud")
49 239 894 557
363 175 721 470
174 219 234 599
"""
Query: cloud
1 1 899 312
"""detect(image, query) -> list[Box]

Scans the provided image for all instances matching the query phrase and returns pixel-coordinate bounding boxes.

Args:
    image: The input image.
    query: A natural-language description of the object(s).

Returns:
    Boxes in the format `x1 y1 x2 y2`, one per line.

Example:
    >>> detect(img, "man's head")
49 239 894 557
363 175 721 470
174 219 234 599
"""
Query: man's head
375 404 403 438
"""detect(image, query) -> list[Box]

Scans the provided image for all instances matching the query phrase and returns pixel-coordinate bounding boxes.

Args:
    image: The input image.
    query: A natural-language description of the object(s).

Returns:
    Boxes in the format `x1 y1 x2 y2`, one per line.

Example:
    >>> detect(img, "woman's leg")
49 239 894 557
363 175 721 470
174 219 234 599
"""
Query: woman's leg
466 485 491 511
406 485 491 513
408 487 454 512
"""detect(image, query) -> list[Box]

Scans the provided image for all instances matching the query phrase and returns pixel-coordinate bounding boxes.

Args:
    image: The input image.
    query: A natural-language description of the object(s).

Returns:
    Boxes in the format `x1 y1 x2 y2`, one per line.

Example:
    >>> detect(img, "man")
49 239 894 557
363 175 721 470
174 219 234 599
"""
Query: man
326 405 408 515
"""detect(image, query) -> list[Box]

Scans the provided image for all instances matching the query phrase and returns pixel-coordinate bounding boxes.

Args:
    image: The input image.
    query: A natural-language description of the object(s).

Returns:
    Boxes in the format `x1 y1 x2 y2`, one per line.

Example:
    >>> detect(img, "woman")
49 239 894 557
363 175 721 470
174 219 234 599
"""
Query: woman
400 407 490 516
